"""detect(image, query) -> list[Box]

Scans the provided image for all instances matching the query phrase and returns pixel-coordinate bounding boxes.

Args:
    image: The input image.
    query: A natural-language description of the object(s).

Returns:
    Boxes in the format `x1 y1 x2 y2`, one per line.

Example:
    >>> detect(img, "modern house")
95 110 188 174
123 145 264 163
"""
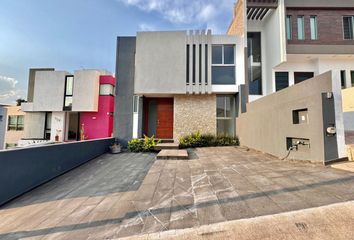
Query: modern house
228 0 354 99
115 31 245 145
2 106 26 149
21 68 115 145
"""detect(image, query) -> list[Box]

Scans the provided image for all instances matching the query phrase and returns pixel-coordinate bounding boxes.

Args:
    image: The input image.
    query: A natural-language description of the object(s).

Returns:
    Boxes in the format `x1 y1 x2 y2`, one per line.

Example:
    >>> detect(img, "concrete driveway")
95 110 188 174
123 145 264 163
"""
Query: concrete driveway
1 147 354 239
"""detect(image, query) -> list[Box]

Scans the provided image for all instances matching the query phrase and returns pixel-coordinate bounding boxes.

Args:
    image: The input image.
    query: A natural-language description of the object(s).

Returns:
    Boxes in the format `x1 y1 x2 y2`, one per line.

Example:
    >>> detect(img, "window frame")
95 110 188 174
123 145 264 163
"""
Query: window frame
343 16 354 40
63 75 74 111
7 115 24 131
310 16 318 40
286 15 292 40
297 16 305 40
212 45 236 85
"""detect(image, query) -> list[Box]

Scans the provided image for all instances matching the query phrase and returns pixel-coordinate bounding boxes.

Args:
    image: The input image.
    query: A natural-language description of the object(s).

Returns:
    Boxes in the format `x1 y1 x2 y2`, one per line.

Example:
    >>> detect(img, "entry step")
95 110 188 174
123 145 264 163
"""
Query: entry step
154 143 179 151
156 149 188 160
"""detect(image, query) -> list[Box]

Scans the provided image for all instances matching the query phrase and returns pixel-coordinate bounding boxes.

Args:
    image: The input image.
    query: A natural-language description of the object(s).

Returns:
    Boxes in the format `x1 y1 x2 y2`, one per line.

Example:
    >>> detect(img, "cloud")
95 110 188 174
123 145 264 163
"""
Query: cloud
118 0 235 33
0 75 26 104
138 23 156 31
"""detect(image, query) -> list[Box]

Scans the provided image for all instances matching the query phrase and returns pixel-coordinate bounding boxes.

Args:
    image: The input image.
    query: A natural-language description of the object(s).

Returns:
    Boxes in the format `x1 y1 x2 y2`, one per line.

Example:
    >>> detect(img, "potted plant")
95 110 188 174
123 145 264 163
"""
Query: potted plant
110 139 121 154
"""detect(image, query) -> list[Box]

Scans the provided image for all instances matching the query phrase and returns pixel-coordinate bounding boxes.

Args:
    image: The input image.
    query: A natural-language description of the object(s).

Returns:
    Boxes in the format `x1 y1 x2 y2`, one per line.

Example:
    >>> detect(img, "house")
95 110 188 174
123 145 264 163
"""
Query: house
115 31 246 145
21 68 115 145
2 106 25 149
228 0 354 99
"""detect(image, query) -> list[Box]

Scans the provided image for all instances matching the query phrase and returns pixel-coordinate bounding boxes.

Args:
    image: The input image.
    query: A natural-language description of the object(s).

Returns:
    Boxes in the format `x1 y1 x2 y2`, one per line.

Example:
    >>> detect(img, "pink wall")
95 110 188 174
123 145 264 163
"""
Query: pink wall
80 75 116 140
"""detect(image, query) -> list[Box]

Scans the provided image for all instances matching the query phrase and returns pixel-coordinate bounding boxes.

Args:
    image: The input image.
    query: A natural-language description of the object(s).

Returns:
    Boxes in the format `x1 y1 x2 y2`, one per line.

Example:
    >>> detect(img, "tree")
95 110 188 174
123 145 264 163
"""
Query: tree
16 98 27 106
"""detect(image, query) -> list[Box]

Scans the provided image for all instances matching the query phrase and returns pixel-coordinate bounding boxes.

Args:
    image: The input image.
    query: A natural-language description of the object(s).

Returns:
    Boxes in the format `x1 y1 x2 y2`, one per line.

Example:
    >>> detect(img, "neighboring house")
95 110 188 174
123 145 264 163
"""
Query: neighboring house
228 0 354 100
21 68 115 144
115 31 246 145
0 105 9 150
3 106 25 149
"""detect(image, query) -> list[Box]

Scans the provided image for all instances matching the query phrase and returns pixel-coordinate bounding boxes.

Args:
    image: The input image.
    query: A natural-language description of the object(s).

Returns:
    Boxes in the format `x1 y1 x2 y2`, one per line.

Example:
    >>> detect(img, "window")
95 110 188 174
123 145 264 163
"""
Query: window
297 16 305 40
193 44 196 84
293 109 309 124
205 44 208 85
343 16 354 40
216 96 235 136
212 45 236 85
7 115 24 131
100 84 114 96
44 112 52 140
294 72 314 84
351 71 354 87
63 75 74 111
133 95 139 113
275 72 289 91
341 70 346 89
248 32 262 95
310 16 318 40
0 115 3 122
286 15 292 40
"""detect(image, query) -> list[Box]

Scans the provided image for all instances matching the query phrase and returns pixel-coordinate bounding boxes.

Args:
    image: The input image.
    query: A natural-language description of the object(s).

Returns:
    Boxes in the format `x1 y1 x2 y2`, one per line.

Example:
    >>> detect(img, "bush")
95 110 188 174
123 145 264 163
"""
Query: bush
128 135 160 152
179 131 239 149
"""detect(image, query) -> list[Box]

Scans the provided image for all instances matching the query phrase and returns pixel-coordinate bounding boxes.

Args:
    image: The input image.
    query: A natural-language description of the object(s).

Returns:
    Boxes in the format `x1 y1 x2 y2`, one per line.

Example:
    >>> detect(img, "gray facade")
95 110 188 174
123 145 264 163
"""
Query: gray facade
0 106 7 150
114 37 136 146
236 71 345 163
27 68 55 102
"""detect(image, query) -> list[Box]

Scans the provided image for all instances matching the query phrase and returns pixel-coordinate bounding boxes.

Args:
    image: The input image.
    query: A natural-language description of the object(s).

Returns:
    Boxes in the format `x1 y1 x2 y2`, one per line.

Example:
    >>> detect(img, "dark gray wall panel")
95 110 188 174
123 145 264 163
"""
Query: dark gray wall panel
0 138 114 206
114 37 136 146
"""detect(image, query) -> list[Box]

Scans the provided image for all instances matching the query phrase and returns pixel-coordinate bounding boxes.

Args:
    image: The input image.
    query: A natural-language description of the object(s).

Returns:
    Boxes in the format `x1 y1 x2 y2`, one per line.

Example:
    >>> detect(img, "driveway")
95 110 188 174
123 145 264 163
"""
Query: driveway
1 147 354 239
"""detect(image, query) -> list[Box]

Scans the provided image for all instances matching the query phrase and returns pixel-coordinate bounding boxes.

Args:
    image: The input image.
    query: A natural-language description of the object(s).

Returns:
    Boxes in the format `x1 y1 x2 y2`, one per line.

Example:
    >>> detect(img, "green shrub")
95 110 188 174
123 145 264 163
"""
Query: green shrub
179 131 239 149
128 135 160 152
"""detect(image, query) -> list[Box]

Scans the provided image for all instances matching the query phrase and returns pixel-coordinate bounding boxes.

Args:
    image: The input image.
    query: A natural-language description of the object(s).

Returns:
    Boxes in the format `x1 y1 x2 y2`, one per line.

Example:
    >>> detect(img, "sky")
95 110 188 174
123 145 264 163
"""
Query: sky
0 0 235 104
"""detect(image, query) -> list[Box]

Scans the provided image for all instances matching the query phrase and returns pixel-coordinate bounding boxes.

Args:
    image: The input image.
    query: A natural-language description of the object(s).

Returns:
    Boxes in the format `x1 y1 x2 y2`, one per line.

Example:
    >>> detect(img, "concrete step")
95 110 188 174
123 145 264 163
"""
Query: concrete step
154 143 179 151
156 149 189 160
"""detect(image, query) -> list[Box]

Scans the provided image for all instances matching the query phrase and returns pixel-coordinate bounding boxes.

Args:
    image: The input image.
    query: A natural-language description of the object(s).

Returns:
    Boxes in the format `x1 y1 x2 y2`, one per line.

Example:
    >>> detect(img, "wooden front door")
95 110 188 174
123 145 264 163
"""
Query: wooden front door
144 98 173 139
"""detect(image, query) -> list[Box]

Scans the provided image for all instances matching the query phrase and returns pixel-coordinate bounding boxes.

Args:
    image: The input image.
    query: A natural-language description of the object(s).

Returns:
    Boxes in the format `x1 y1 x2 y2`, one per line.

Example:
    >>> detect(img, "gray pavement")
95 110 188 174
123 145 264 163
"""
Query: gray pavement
1 147 354 239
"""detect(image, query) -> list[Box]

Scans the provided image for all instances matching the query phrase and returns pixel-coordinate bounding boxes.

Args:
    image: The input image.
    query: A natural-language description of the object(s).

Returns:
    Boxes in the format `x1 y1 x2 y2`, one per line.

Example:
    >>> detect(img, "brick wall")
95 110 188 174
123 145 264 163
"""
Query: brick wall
227 0 245 36
174 95 216 141
287 8 354 45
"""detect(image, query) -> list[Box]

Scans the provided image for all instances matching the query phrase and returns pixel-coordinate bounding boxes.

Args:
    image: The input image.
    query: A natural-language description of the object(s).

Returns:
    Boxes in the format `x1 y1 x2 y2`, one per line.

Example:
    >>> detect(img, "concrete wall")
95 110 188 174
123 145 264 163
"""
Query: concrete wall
115 37 136 146
0 138 114 206
237 72 343 163
0 106 7 150
72 70 100 112
32 71 68 111
27 68 55 102
174 94 216 141
24 112 46 139
135 31 187 95
51 112 66 142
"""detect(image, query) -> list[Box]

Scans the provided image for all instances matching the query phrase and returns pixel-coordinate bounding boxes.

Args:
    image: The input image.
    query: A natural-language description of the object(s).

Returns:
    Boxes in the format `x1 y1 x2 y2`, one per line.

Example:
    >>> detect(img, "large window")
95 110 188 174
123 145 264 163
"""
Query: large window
310 16 318 40
294 72 314 84
216 95 235 137
7 115 24 131
63 75 74 111
343 16 354 40
286 15 292 40
212 45 235 85
297 16 305 40
275 72 289 92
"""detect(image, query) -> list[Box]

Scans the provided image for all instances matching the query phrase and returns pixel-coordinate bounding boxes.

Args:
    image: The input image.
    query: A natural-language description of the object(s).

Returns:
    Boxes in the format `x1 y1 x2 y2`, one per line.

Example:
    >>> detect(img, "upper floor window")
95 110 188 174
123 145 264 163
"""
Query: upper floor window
294 72 314 84
275 72 289 92
341 70 346 89
8 115 24 131
343 16 354 40
212 45 235 85
286 15 292 40
310 16 318 40
297 16 305 40
63 75 74 111
99 84 114 96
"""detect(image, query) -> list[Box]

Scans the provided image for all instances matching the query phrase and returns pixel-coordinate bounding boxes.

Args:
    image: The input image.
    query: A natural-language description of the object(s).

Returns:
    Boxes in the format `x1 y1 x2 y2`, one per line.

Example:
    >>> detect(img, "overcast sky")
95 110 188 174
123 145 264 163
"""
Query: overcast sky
0 0 235 104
